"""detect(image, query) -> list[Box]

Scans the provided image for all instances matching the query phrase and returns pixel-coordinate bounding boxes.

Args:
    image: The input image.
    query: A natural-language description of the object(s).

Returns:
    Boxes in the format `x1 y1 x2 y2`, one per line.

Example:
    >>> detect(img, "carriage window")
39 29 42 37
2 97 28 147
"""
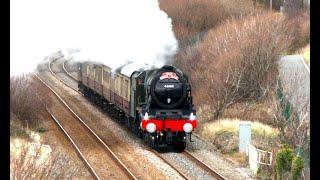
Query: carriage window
124 80 128 99
103 71 110 86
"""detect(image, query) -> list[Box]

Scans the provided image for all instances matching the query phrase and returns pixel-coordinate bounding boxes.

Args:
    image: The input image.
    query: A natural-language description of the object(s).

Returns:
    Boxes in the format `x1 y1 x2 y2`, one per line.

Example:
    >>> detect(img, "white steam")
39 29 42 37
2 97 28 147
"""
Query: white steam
11 0 178 76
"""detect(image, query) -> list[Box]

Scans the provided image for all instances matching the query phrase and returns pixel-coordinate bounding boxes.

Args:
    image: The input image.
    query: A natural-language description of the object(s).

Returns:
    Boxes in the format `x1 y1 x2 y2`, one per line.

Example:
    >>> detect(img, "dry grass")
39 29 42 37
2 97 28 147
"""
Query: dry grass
11 139 55 179
201 118 279 153
304 50 310 66
224 152 248 166
10 138 84 179
202 119 278 138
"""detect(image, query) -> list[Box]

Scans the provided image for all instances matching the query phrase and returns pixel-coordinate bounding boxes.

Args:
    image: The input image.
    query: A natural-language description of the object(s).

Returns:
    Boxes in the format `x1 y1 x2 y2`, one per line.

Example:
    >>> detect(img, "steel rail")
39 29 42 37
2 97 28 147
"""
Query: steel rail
46 109 101 180
34 73 137 180
183 151 226 180
149 149 189 180
48 58 79 92
62 60 78 81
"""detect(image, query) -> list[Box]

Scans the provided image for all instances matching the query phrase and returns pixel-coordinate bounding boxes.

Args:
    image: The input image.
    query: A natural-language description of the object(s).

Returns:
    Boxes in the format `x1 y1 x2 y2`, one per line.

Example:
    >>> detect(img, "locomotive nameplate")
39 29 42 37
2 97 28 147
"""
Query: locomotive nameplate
160 72 179 80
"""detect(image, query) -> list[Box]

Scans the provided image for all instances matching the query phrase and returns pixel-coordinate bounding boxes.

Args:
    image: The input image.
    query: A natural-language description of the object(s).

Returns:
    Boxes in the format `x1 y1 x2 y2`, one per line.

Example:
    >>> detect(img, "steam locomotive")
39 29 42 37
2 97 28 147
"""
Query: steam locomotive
78 62 197 151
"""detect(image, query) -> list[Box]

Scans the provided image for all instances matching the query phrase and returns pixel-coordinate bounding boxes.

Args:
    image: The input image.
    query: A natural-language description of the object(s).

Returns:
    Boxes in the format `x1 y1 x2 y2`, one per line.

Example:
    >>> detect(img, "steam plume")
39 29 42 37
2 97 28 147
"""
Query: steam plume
11 0 178 76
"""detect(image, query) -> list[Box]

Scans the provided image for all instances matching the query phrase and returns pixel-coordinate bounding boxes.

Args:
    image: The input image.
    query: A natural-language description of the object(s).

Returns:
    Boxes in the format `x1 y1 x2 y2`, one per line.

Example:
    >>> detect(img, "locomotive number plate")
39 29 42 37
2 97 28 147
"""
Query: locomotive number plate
164 84 175 88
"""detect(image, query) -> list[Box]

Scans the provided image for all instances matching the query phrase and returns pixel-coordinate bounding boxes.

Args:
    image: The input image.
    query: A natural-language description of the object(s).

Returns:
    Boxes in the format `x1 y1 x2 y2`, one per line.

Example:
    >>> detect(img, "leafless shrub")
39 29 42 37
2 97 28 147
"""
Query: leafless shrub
185 12 296 119
223 101 275 125
219 0 255 18
10 74 51 128
254 0 284 10
160 0 255 47
160 0 224 47
10 113 31 139
270 59 309 152
284 0 304 17
286 11 310 53
266 57 310 172
270 90 309 149
175 12 309 121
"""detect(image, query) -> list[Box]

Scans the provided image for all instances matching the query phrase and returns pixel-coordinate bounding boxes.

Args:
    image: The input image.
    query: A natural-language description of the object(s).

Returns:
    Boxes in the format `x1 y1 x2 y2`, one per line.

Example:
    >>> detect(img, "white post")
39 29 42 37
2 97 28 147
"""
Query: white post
239 122 251 153
248 144 259 173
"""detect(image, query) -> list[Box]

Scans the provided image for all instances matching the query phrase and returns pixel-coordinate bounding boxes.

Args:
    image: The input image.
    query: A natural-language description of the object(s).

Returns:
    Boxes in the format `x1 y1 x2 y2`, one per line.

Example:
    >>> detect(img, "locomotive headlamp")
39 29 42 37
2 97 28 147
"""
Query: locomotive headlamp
183 123 193 133
189 113 196 121
167 98 171 104
146 123 156 133
143 112 149 120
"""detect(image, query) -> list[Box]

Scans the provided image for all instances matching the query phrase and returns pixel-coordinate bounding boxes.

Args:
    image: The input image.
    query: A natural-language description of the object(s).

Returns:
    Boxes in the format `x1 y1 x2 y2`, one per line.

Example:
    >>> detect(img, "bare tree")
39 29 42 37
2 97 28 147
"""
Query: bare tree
270 61 310 173
10 75 51 128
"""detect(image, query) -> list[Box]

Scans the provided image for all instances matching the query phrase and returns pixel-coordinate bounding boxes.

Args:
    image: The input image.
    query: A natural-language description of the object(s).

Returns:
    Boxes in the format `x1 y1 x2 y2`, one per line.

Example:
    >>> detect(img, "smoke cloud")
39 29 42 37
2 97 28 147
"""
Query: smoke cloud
11 0 178 76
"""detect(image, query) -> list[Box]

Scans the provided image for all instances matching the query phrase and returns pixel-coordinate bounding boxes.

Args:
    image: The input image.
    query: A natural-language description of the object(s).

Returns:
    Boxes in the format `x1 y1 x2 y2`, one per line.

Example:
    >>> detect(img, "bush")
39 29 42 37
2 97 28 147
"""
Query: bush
275 147 304 179
37 127 47 133
10 74 51 128
10 113 30 140
257 165 273 180
291 156 304 180
276 147 294 177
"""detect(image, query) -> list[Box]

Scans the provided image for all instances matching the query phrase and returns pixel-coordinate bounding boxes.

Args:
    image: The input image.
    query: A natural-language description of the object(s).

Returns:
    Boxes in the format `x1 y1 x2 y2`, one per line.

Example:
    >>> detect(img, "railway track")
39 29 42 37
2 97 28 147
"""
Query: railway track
34 73 137 180
46 110 100 180
62 59 78 81
49 58 227 180
48 58 78 92
182 151 226 180
149 148 226 180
